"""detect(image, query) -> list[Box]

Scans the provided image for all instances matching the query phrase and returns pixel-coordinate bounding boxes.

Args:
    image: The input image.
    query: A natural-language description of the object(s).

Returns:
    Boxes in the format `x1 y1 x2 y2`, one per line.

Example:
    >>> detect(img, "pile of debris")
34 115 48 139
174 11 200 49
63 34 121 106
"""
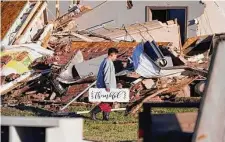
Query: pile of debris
0 39 210 113
1 1 219 114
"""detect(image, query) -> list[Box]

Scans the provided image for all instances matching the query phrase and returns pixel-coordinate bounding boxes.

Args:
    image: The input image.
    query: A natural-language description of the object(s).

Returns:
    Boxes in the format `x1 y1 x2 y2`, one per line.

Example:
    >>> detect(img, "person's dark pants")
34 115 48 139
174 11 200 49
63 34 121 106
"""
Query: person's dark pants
91 102 113 121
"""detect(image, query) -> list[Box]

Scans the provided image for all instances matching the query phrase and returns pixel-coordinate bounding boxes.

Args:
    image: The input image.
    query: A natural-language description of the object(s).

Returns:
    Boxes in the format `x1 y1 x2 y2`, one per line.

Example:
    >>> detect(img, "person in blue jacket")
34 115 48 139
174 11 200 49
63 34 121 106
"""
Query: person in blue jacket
91 48 118 121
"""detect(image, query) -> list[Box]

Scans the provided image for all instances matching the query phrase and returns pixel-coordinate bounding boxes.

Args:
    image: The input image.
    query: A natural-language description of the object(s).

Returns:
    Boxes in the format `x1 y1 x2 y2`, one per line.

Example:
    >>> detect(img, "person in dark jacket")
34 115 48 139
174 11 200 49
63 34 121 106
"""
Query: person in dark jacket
90 48 118 121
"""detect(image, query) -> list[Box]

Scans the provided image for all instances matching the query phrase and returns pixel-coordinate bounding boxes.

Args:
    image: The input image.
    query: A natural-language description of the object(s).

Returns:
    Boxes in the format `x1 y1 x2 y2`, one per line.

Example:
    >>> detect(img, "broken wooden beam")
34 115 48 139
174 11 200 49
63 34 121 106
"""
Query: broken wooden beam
77 30 112 41
130 88 168 114
15 1 48 44
128 76 198 115
70 32 93 42
53 32 93 42
13 1 42 43
0 71 32 96
56 0 60 18
76 108 126 114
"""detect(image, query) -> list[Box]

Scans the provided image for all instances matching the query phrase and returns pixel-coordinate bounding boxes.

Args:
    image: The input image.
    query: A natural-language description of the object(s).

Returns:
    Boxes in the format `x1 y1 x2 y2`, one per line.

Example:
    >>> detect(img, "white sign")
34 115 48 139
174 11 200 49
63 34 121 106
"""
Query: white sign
88 88 130 102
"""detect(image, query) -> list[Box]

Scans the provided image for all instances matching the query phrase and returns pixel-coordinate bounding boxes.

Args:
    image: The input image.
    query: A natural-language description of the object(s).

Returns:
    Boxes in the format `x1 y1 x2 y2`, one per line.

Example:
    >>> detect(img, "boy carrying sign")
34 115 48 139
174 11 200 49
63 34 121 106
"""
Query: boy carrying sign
90 48 119 121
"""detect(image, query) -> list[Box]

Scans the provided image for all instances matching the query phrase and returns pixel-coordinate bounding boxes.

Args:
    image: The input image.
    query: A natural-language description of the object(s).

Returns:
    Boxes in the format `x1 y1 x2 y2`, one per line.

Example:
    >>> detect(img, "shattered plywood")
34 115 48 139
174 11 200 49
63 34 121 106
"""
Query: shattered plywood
183 35 213 56
0 1 27 40
16 1 48 44
183 36 198 50
182 35 212 50
13 1 42 43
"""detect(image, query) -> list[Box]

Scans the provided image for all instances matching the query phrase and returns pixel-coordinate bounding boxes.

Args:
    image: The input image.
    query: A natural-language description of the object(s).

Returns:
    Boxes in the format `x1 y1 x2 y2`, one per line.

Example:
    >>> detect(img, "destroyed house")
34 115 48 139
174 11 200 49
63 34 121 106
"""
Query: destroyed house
1 1 225 141
65 1 205 44
0 0 223 121
50 1 225 44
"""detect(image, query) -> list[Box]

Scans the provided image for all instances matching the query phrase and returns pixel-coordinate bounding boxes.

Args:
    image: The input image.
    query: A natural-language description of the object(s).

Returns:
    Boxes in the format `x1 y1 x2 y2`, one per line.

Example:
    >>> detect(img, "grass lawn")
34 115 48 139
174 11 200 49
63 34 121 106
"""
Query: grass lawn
1 106 198 141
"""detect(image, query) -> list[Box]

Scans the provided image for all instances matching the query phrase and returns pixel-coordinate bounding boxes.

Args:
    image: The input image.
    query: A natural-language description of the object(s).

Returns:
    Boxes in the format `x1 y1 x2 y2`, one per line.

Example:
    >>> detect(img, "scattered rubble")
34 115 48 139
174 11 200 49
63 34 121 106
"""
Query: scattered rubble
175 85 191 98
2 1 220 115
142 79 155 89
195 81 206 95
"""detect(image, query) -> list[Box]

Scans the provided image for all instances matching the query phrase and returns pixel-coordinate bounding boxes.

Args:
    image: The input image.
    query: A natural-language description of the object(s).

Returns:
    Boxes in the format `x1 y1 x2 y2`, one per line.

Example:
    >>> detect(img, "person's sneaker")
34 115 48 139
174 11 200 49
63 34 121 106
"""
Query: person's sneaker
103 112 110 121
90 106 101 120
91 112 97 120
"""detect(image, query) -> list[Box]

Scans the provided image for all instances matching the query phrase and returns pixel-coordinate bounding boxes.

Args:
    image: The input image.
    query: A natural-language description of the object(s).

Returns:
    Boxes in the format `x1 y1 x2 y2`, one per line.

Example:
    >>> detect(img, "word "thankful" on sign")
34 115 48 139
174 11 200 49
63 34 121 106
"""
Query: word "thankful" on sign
88 88 130 102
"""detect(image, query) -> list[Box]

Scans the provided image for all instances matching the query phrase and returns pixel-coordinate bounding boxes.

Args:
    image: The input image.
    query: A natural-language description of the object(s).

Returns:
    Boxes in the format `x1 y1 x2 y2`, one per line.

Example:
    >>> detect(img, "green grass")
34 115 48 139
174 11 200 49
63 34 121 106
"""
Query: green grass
83 111 138 141
1 107 35 116
1 106 198 141
151 107 198 114
68 106 138 141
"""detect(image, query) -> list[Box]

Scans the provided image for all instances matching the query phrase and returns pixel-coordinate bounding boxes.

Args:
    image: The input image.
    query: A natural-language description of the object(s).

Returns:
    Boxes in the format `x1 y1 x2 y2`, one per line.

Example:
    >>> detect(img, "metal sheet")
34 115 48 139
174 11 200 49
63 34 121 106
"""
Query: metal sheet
57 50 84 83
192 40 225 142
74 54 107 78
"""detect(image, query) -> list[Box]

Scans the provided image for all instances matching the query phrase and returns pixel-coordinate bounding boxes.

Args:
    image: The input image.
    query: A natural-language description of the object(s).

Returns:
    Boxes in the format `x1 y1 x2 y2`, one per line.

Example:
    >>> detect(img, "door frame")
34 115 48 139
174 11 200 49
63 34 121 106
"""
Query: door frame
145 6 188 41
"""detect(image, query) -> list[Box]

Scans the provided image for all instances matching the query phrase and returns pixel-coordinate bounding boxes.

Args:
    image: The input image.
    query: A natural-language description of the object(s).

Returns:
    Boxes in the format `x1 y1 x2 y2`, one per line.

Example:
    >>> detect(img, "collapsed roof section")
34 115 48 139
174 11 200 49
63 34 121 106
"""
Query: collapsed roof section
1 1 48 46
53 20 181 50
48 41 169 63
1 1 28 42
0 1 217 112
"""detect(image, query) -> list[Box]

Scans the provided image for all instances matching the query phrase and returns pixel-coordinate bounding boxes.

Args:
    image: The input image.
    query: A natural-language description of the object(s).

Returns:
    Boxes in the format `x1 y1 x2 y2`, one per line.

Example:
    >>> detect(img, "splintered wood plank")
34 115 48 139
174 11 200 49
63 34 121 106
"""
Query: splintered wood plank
13 1 41 41
182 36 199 50
70 32 93 42
130 77 197 114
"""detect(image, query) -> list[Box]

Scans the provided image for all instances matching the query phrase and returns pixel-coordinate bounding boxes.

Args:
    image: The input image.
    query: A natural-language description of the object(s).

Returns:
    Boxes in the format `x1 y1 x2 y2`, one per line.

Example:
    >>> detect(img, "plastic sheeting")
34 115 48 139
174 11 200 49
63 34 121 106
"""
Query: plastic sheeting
132 42 160 78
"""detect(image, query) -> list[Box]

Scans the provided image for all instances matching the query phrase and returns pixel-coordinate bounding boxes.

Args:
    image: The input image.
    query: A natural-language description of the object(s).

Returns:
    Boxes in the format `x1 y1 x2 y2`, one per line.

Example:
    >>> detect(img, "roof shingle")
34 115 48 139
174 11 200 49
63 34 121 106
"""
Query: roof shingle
1 1 27 40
